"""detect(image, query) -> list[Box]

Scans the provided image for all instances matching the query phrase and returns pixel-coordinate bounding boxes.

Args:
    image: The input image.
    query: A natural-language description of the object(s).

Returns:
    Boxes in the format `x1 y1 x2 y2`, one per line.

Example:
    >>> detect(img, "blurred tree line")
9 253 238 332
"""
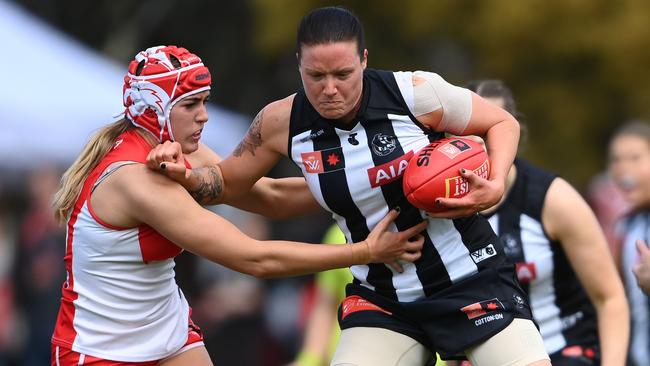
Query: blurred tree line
15 0 650 191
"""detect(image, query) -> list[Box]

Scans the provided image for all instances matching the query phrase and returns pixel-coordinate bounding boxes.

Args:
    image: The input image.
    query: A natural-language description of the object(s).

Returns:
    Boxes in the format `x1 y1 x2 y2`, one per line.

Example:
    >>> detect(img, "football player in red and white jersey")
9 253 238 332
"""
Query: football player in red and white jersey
50 45 425 366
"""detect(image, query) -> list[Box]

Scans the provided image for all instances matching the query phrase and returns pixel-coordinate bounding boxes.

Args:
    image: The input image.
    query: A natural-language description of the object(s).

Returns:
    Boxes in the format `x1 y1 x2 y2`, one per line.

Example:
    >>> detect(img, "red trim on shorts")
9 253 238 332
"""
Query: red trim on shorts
51 314 204 365
52 345 158 365
341 295 392 320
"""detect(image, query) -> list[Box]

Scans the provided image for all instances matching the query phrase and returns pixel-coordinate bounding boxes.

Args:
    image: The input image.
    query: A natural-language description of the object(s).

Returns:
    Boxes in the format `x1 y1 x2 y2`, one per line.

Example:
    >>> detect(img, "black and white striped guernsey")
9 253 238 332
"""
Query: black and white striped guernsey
289 68 506 302
482 158 598 355
619 210 650 366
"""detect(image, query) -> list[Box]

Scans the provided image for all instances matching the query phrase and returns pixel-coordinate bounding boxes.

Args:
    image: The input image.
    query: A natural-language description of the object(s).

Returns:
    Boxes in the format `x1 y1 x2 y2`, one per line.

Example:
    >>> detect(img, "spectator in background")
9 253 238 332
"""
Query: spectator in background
608 121 650 365
14 166 66 366
191 209 282 366
0 201 17 366
467 79 628 365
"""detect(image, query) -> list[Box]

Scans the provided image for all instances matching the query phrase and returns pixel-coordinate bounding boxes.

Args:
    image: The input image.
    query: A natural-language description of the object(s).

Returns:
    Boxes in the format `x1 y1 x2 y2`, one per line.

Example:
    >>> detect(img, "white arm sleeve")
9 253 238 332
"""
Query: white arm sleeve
412 70 472 134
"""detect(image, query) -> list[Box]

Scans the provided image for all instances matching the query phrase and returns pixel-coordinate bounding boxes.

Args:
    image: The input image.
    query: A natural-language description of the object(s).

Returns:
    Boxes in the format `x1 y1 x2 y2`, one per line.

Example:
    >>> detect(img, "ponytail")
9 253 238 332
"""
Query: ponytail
53 119 132 223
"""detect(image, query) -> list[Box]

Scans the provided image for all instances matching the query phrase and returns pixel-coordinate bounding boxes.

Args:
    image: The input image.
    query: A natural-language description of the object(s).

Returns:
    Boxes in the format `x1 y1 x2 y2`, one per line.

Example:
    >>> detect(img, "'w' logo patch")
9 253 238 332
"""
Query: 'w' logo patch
301 147 345 174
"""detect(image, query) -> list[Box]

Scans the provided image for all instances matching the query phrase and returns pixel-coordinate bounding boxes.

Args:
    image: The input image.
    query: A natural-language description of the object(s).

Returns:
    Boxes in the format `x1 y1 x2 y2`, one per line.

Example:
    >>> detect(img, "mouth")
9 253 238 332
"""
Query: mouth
191 130 202 140
320 101 343 108
616 175 637 191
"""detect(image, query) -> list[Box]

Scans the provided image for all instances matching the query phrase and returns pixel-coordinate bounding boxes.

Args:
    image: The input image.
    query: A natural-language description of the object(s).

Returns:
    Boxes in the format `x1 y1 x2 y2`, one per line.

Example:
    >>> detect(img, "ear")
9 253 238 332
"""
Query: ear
361 49 368 70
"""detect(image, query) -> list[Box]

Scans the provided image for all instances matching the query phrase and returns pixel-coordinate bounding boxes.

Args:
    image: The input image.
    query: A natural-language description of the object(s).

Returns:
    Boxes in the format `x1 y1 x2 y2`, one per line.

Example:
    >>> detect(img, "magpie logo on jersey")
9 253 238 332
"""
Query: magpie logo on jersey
301 147 345 174
461 298 505 320
371 133 397 156
512 294 526 309
367 151 414 188
500 233 522 257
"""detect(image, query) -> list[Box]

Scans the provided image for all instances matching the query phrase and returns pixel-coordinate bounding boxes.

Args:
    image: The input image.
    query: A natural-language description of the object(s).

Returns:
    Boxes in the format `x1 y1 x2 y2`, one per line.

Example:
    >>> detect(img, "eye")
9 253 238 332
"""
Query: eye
337 71 352 79
181 100 200 109
309 73 324 81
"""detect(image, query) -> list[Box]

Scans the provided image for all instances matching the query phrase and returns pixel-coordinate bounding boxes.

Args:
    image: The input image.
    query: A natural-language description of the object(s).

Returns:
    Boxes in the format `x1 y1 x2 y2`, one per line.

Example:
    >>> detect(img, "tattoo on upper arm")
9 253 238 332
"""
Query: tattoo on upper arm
189 166 223 204
233 109 264 157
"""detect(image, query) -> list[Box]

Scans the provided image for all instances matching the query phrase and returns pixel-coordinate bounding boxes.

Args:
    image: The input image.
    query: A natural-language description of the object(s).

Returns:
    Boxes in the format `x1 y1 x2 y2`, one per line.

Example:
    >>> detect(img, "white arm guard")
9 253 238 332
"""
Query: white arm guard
412 71 472 134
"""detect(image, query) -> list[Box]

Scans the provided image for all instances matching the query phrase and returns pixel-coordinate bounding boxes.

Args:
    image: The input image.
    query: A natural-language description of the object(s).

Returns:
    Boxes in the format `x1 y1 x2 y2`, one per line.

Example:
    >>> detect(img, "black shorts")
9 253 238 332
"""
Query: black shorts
338 263 533 359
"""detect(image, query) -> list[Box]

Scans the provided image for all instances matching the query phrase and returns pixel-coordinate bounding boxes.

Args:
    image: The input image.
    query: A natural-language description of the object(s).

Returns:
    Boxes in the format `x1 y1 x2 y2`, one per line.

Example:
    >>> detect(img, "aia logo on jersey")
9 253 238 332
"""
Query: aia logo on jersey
341 295 392 320
460 298 505 320
367 151 414 188
301 147 345 174
371 133 397 156
515 262 537 283
438 139 472 159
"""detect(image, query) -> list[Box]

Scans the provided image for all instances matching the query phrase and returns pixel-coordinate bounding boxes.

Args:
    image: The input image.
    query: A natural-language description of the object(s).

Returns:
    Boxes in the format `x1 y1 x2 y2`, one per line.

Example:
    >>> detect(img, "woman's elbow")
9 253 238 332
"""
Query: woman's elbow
243 260 281 279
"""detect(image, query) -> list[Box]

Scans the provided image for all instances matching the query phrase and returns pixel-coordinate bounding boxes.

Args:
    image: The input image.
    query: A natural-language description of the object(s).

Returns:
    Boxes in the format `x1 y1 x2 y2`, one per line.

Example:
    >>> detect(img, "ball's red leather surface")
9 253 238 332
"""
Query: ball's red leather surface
403 137 490 213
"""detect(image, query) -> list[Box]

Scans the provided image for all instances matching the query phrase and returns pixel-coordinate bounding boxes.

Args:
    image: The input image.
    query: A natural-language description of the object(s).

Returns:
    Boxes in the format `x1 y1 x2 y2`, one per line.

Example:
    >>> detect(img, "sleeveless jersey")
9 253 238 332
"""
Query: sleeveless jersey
483 159 598 355
619 210 650 366
289 69 506 302
51 129 190 362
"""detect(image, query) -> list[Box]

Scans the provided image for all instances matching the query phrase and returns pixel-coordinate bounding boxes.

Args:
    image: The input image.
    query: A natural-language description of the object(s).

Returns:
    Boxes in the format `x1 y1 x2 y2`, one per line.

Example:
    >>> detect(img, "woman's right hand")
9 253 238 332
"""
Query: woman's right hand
364 209 427 272
146 140 193 182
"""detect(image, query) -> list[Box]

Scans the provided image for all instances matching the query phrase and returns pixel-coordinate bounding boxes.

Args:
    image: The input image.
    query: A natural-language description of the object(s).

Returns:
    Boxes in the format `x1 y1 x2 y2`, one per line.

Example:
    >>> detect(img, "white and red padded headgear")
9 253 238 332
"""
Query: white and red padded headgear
123 45 211 142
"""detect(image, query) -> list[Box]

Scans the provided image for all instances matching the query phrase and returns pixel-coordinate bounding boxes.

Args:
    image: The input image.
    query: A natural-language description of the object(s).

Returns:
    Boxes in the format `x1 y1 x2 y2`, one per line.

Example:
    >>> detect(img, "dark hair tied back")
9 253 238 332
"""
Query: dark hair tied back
296 6 365 60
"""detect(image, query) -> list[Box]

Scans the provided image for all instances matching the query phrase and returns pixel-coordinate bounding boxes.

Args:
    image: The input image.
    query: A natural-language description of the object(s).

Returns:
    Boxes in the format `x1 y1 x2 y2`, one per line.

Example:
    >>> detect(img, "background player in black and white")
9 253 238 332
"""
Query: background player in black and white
467 80 629 366
148 6 550 366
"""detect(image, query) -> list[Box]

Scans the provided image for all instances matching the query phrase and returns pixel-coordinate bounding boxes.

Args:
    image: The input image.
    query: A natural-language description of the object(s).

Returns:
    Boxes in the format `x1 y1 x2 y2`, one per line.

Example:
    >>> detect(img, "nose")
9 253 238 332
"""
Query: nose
323 76 337 96
196 104 209 124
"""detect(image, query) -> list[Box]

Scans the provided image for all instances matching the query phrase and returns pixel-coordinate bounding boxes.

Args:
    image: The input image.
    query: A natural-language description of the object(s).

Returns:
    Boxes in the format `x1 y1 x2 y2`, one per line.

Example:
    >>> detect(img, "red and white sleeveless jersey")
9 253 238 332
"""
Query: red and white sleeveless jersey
52 130 190 362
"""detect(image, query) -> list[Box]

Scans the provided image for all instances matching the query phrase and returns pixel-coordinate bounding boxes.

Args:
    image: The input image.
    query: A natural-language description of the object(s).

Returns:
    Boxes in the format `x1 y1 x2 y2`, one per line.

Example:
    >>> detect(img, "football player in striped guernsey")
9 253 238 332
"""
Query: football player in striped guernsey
468 80 629 366
149 7 552 366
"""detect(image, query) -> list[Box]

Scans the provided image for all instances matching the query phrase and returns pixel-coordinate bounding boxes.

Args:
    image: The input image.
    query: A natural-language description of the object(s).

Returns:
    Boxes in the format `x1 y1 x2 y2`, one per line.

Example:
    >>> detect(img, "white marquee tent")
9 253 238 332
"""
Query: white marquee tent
0 0 249 169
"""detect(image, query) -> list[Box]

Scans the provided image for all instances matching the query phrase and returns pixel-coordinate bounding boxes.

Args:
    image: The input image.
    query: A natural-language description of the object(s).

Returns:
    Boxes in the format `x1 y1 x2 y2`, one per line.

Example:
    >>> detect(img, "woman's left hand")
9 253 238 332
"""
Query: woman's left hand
426 168 505 218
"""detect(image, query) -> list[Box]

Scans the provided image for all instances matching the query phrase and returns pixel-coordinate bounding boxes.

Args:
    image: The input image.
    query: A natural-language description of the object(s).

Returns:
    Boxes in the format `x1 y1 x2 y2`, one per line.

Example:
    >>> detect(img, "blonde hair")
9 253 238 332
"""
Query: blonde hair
53 119 132 223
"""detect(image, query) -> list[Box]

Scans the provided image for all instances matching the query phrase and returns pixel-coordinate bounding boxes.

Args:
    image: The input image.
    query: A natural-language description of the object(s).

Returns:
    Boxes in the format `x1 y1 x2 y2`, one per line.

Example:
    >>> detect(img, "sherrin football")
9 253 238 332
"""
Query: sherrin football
403 137 490 213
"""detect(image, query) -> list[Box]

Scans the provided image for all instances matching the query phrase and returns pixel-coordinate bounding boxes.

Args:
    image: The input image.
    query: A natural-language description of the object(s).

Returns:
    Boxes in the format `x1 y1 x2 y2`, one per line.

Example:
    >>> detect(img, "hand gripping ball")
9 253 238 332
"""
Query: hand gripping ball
403 137 490 213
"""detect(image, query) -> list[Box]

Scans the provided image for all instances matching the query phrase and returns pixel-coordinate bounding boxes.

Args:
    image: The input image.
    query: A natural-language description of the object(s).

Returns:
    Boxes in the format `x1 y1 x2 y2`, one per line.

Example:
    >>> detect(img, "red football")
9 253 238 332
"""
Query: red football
403 137 490 213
